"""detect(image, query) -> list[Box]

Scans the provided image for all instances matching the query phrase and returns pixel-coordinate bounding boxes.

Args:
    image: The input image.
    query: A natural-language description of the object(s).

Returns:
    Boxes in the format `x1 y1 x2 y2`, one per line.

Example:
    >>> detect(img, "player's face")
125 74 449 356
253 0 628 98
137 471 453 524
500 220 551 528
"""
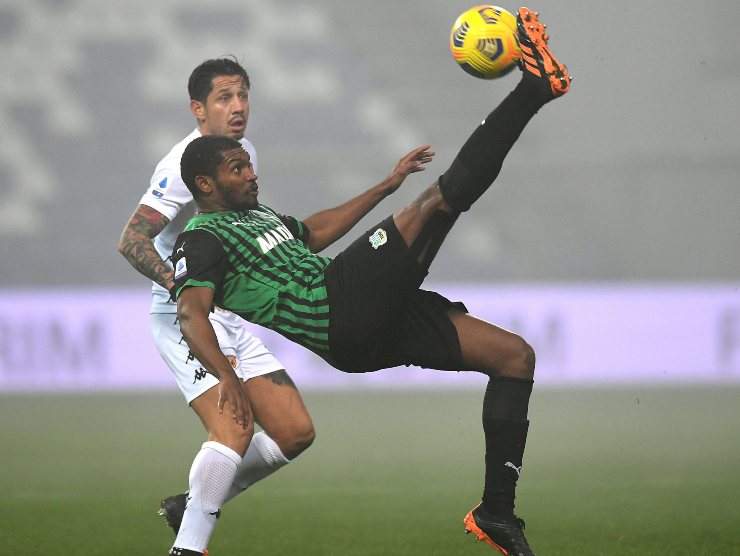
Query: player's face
199 75 250 139
212 147 259 211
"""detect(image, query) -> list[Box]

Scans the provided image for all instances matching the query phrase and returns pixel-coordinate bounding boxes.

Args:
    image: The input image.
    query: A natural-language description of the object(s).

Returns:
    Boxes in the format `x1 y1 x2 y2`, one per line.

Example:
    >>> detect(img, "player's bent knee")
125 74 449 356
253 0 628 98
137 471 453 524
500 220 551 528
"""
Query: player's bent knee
282 422 316 460
522 339 536 378
479 334 536 380
506 336 536 380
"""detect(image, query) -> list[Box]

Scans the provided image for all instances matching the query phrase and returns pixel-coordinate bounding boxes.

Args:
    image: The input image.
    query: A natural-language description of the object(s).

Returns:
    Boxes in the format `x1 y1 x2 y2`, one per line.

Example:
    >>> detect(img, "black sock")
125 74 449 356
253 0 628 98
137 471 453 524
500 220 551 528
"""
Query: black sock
483 375 533 421
439 78 546 212
480 377 533 517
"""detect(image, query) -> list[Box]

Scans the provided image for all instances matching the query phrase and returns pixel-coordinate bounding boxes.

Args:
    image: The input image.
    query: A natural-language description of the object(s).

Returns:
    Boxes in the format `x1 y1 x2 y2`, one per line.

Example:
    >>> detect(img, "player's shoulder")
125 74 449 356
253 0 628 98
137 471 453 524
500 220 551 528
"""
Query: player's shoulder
254 204 276 216
143 130 201 207
155 129 201 173
155 132 256 171
238 137 258 169
239 136 256 152
175 226 223 254
184 211 239 234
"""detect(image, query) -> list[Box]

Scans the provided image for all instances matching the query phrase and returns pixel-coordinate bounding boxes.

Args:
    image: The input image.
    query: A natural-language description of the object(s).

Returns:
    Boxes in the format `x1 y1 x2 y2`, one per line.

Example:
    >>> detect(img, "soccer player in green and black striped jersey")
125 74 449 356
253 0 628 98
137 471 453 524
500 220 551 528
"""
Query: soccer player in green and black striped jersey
178 205 334 359
173 17 570 554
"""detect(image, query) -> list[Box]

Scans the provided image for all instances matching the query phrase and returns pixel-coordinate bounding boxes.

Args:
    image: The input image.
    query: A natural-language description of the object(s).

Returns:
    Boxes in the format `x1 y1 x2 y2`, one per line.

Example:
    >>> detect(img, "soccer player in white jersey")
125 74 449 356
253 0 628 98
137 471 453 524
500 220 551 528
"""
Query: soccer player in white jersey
118 57 315 556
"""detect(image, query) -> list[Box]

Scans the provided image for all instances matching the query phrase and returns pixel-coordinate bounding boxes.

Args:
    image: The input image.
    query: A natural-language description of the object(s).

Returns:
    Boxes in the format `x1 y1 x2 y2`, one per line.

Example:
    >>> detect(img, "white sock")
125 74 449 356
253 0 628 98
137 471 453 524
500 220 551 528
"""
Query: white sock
173 441 241 553
224 431 291 502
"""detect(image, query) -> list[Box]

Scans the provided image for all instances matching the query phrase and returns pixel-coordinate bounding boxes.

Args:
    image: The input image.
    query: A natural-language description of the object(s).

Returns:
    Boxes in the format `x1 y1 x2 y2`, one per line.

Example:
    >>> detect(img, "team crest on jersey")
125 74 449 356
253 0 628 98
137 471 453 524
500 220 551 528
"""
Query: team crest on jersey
369 228 387 250
174 257 187 279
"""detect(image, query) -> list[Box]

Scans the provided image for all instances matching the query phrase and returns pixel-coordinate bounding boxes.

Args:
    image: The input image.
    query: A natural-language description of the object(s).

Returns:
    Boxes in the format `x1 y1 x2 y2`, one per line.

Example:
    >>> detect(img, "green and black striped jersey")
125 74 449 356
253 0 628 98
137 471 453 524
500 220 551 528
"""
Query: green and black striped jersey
172 204 333 358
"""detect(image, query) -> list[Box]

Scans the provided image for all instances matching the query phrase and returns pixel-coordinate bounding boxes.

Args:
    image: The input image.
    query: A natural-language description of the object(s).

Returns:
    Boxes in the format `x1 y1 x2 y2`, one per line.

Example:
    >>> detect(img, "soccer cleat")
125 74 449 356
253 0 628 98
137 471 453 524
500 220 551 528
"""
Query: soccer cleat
516 7 571 98
159 493 188 535
464 504 536 556
159 493 209 556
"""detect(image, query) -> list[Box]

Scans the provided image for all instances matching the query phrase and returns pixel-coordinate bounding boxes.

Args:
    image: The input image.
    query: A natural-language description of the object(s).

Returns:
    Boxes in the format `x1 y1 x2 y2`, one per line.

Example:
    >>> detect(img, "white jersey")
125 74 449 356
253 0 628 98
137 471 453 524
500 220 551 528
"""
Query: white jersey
139 128 258 313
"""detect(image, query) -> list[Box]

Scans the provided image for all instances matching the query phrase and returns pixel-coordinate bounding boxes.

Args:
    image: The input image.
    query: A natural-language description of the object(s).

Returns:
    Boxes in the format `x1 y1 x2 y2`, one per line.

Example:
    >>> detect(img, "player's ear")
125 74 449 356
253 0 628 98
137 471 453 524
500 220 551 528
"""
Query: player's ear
190 99 205 120
194 175 212 194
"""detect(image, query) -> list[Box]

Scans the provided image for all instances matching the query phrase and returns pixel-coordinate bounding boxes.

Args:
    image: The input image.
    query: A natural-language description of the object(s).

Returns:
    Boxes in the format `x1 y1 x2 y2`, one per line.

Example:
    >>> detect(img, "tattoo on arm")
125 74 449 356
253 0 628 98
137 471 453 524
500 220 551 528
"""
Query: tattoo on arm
118 205 173 289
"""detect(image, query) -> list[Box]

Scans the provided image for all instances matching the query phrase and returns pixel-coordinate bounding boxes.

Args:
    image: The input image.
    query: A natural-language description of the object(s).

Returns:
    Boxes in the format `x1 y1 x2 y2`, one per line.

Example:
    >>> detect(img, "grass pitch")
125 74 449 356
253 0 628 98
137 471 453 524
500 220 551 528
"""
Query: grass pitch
1 386 738 555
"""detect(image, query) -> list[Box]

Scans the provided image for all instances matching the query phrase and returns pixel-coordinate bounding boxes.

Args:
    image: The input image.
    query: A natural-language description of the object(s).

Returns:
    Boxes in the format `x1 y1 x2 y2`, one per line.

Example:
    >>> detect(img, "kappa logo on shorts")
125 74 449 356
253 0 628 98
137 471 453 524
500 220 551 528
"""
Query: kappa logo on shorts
369 228 388 250
193 367 208 383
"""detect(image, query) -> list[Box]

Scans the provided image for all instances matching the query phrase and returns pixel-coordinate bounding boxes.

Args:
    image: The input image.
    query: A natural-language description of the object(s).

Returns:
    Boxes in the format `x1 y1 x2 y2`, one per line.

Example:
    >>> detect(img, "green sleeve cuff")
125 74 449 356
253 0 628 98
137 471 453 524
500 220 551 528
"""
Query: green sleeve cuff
175 279 216 299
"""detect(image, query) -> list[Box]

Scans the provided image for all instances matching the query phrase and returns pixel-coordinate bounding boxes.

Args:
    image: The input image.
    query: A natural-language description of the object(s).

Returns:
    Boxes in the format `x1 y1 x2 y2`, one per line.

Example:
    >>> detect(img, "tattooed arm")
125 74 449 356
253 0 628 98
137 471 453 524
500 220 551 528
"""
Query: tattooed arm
117 204 175 291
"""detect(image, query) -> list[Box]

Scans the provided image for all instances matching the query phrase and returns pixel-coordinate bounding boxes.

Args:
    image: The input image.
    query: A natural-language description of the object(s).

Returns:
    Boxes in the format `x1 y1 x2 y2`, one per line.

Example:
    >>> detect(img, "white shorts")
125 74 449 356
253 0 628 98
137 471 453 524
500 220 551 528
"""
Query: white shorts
150 311 284 404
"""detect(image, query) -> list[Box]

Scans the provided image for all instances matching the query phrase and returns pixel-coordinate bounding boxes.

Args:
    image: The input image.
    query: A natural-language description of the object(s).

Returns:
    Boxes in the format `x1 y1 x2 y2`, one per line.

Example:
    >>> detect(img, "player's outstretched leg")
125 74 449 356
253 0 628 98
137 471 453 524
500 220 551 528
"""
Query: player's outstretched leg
438 7 570 213
464 377 537 556
448 311 537 555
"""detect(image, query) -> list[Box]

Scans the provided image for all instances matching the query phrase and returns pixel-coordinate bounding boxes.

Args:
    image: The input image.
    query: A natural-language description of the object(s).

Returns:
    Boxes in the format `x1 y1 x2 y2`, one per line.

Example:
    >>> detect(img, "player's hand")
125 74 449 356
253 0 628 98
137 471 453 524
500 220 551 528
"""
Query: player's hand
217 374 251 428
384 145 435 193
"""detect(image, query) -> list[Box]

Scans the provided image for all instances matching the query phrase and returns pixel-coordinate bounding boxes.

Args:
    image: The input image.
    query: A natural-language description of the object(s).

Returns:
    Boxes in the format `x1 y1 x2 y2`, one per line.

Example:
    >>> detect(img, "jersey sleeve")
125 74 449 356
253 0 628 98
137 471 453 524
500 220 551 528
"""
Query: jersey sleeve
140 170 191 222
277 214 310 244
171 229 226 298
140 140 195 222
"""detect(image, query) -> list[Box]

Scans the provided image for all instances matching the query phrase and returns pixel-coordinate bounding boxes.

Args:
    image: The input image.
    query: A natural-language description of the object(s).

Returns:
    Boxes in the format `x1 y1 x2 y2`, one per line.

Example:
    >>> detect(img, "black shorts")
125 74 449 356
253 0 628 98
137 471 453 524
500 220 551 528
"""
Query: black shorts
324 216 468 373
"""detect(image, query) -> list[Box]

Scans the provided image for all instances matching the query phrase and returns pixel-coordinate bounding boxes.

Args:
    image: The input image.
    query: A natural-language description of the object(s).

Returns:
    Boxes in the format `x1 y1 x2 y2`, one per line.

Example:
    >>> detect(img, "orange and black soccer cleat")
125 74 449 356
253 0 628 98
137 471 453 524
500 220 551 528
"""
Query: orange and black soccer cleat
464 503 536 556
516 7 571 98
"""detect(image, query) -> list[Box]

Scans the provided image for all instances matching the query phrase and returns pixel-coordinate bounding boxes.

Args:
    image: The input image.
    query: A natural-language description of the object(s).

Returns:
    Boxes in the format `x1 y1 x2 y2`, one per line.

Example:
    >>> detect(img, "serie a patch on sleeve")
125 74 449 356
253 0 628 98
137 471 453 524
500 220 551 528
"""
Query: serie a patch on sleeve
174 257 188 279
152 177 168 198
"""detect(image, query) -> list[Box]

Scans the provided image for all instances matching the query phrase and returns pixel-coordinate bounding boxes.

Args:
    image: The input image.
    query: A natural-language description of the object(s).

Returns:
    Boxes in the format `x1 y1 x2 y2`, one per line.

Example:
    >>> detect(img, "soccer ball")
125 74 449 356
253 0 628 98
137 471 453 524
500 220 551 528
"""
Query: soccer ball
450 5 521 79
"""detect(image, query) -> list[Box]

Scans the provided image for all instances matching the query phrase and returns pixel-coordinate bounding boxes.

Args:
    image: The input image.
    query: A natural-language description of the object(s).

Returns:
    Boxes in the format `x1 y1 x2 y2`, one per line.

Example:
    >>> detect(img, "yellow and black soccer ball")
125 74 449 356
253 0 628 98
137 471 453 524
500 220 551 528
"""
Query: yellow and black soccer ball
450 5 521 79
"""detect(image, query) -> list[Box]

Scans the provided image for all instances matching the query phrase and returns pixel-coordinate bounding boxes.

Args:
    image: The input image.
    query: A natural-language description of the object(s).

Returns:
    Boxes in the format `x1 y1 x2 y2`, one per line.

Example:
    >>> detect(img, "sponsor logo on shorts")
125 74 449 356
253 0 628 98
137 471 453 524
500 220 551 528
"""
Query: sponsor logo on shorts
369 228 387 250
193 367 208 383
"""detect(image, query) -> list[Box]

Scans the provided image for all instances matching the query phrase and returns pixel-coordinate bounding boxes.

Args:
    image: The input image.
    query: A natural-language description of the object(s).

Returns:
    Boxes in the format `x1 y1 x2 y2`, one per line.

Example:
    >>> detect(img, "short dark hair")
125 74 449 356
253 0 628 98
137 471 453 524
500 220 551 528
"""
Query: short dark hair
188 56 250 103
181 135 243 196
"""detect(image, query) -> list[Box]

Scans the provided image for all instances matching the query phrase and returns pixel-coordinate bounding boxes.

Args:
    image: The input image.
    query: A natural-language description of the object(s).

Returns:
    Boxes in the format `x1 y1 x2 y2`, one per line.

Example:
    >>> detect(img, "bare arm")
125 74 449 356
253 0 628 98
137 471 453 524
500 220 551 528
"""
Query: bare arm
177 285 251 427
117 204 175 291
303 145 434 252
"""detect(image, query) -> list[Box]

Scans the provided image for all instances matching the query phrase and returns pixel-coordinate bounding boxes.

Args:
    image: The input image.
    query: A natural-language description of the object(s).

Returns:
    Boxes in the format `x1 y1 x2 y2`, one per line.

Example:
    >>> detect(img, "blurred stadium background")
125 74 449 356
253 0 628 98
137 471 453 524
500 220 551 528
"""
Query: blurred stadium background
1 0 739 554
